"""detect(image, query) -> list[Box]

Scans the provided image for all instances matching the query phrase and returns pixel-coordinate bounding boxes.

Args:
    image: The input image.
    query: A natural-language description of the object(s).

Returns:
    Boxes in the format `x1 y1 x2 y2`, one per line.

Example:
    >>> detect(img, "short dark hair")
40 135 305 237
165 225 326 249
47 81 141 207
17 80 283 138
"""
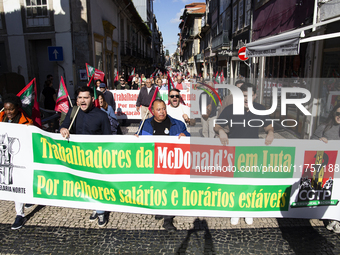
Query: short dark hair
169 88 180 94
47 74 53 79
3 93 22 108
151 99 166 109
76 86 94 97
235 80 244 86
95 79 102 84
240 83 256 94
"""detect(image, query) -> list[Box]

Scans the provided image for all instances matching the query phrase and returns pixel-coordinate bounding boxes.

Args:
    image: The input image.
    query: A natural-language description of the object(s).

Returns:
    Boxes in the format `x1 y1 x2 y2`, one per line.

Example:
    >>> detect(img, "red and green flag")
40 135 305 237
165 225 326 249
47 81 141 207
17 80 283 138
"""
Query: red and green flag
150 68 158 79
213 71 219 85
114 70 119 82
86 63 105 82
147 87 162 114
16 78 41 127
55 76 70 113
220 71 225 84
128 68 135 82
87 74 100 108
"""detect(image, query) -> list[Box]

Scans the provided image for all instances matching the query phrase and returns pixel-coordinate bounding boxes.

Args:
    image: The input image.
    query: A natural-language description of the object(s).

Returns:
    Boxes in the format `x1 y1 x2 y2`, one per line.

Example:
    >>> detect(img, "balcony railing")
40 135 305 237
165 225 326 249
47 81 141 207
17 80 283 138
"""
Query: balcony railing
211 30 229 51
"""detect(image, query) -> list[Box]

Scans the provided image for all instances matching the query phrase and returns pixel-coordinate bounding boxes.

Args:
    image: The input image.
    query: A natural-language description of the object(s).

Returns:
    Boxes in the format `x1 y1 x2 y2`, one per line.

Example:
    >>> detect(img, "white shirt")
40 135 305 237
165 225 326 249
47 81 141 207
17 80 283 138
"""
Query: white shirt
166 103 190 126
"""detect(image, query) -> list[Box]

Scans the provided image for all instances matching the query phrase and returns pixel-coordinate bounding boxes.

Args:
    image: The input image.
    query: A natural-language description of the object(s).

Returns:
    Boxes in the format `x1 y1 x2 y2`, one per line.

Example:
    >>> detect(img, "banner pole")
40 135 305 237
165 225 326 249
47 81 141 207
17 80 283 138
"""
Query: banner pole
68 106 80 131
137 109 149 135
68 95 73 108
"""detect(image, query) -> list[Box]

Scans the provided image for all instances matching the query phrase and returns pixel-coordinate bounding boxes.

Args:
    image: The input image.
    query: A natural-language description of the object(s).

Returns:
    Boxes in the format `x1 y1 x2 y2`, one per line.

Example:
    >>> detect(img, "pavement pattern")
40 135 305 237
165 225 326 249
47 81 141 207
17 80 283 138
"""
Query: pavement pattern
1 121 339 254
0 200 340 254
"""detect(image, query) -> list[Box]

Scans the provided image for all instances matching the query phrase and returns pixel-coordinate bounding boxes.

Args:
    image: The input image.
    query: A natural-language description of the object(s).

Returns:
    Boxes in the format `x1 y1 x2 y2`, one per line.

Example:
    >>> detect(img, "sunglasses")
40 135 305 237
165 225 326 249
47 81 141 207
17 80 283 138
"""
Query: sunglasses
335 112 340 116
170 95 180 98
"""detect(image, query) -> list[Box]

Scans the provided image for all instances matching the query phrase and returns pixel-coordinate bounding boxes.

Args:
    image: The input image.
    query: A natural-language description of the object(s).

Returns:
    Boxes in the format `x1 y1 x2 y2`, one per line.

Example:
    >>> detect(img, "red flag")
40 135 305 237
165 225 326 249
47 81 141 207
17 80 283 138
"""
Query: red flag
128 68 135 82
114 70 119 82
55 76 70 113
147 87 161 114
86 63 105 82
16 78 41 127
87 75 100 108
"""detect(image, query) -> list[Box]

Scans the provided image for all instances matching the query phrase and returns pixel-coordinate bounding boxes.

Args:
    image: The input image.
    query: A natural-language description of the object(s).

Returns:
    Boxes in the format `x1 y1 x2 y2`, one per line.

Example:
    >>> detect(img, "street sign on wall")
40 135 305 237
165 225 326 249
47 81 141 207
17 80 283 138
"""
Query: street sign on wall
48 46 63 61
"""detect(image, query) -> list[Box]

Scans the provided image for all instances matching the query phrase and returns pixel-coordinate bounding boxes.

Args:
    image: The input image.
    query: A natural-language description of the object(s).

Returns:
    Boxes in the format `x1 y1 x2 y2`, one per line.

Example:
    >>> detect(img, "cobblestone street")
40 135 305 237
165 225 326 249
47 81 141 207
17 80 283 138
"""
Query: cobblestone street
0 200 339 254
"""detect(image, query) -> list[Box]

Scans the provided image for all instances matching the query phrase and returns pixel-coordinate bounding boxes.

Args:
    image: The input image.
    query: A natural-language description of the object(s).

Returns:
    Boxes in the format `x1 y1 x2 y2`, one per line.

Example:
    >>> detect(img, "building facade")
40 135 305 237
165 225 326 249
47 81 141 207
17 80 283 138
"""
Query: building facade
0 0 161 100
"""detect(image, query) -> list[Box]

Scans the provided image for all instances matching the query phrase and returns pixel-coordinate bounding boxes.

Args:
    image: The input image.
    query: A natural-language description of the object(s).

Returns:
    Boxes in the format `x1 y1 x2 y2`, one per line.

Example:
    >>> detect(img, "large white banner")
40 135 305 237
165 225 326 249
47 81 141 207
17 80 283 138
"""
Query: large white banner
0 123 339 219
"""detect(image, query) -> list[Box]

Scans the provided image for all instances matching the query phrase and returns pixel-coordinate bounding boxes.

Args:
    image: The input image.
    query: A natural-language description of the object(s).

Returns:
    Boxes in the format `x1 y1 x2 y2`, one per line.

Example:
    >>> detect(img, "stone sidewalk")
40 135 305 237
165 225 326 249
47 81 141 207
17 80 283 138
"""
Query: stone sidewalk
0 200 339 254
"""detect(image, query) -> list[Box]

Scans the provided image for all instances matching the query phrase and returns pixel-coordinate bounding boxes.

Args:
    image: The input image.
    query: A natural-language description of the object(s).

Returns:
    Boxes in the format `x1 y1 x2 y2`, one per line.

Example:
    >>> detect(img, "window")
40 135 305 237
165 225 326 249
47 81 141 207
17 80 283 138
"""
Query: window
26 0 49 27
95 41 103 71
238 0 244 30
245 0 251 27
232 5 237 33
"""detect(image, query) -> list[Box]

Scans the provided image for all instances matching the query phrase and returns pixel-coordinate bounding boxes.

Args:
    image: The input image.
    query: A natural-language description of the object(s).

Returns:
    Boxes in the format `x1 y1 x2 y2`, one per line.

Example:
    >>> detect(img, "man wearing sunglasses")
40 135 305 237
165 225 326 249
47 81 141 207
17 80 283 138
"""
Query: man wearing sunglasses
116 78 130 90
166 88 194 127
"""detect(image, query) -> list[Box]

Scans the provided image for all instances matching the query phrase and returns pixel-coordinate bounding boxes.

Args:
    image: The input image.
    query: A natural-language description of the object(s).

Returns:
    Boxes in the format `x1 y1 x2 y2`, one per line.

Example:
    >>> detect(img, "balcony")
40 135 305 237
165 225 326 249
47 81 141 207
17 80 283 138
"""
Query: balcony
211 30 230 51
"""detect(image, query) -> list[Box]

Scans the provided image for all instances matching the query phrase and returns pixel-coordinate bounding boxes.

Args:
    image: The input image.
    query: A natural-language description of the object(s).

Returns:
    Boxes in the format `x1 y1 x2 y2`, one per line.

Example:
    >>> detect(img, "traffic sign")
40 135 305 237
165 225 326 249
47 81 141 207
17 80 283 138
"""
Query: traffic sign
238 47 248 61
48 46 63 61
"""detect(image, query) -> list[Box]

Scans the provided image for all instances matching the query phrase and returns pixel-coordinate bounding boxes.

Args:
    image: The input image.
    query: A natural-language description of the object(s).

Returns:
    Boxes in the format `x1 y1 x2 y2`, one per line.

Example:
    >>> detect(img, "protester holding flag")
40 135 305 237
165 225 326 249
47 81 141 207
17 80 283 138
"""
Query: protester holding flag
136 78 156 120
0 94 33 230
135 99 190 231
60 86 111 227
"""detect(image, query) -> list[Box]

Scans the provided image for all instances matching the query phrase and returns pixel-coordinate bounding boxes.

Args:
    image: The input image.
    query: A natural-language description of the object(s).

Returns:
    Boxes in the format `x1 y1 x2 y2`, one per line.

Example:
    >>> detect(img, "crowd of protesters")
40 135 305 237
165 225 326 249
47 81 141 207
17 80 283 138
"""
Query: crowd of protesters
2 70 339 235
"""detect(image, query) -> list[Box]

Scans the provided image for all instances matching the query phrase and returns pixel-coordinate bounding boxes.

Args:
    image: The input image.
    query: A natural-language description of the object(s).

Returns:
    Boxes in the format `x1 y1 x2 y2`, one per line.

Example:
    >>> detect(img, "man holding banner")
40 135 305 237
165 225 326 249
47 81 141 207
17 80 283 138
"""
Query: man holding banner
60 86 111 227
214 83 274 225
136 99 189 231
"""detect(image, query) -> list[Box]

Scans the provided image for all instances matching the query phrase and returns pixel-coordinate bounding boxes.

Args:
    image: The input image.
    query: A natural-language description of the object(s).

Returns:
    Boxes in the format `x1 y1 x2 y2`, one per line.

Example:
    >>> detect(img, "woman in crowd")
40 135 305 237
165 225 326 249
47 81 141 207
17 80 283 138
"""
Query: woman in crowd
97 92 120 135
131 77 139 90
311 103 340 233
0 94 33 230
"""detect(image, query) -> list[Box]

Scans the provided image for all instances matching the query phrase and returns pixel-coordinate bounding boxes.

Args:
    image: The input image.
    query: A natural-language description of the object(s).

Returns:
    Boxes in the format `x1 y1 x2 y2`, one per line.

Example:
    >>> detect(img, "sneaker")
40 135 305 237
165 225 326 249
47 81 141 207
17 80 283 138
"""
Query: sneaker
163 219 177 231
333 222 340 234
89 211 98 222
231 217 240 225
97 213 107 227
25 204 34 209
11 216 27 230
245 217 253 225
327 220 337 231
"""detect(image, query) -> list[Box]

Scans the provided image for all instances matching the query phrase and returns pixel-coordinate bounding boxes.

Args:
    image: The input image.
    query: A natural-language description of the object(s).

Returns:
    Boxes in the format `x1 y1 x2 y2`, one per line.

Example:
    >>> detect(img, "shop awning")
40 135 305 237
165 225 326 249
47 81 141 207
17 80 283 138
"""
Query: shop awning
246 15 340 57
246 31 303 57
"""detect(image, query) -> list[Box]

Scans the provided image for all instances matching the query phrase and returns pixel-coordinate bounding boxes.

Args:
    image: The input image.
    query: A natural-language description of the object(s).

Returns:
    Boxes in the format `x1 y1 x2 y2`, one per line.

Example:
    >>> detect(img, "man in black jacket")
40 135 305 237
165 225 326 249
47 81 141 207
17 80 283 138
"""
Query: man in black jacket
60 86 111 227
136 78 156 119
